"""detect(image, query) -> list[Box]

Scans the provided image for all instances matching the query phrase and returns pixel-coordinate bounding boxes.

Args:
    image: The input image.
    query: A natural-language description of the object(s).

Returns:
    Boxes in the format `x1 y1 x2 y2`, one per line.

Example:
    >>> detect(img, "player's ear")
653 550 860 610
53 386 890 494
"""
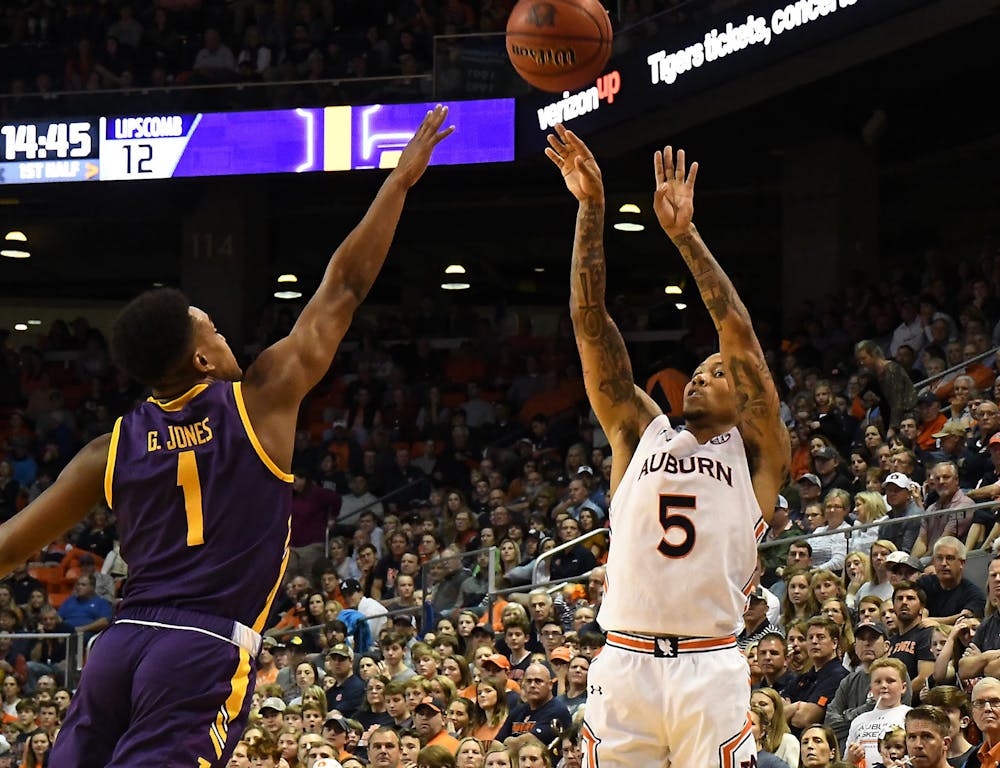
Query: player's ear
192 348 212 374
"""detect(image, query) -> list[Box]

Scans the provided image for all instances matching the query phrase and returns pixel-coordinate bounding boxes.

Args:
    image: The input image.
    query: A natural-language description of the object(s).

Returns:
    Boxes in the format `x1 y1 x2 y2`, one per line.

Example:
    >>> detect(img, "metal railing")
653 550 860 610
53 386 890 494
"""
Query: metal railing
532 529 609 583
0 0 708 114
757 496 1000 554
1 631 83 688
911 344 1000 391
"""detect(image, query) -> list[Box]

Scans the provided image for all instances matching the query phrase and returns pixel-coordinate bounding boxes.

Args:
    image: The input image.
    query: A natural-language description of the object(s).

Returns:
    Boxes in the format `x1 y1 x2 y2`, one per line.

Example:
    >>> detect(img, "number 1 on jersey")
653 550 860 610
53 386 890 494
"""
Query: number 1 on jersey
177 450 205 546
658 493 696 558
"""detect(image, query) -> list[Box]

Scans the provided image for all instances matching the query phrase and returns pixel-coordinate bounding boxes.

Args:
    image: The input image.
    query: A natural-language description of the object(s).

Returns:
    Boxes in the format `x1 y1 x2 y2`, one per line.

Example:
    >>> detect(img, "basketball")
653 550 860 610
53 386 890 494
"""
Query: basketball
506 0 613 93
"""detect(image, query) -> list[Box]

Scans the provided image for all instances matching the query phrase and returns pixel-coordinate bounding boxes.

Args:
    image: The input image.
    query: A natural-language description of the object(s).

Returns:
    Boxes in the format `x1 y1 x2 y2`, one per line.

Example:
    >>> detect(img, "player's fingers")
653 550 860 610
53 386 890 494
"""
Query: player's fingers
687 161 699 188
426 105 447 132
653 150 665 186
546 133 566 155
544 147 563 166
433 125 456 144
676 148 686 180
663 145 674 178
564 130 593 158
554 122 569 139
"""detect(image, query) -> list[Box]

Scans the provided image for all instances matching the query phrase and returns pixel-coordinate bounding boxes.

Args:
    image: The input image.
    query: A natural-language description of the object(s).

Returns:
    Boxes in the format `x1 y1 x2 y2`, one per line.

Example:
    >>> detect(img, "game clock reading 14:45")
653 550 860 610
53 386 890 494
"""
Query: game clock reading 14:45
0 119 100 183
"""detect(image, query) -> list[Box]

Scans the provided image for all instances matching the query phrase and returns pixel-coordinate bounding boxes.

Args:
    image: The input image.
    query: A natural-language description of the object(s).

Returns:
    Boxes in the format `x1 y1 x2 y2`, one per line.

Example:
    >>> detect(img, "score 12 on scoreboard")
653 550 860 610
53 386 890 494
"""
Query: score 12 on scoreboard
98 100 514 182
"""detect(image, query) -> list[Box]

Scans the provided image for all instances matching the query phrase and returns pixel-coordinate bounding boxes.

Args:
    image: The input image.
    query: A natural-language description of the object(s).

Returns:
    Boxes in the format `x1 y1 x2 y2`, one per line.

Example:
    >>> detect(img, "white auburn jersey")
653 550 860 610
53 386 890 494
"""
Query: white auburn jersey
597 414 765 638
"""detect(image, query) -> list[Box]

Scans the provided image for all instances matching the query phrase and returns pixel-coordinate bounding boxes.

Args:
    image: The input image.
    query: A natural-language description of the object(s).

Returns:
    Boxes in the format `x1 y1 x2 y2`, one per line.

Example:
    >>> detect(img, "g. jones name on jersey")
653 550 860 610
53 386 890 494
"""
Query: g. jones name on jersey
636 451 735 487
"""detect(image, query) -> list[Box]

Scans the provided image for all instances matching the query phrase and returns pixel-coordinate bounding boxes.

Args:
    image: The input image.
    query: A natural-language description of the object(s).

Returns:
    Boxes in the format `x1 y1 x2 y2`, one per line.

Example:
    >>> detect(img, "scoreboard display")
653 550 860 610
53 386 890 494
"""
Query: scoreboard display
0 99 514 185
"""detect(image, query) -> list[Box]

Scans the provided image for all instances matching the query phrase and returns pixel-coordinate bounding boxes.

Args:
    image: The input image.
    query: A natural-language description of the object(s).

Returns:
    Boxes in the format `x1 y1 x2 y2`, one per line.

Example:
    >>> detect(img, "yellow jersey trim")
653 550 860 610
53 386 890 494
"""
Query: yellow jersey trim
147 383 210 412
252 520 291 634
232 382 293 483
205 647 252 760
104 417 123 508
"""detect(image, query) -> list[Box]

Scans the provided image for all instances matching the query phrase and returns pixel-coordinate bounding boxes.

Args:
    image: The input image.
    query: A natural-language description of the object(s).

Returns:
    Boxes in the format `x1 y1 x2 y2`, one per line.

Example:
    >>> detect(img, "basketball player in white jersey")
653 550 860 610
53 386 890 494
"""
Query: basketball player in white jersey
545 124 789 768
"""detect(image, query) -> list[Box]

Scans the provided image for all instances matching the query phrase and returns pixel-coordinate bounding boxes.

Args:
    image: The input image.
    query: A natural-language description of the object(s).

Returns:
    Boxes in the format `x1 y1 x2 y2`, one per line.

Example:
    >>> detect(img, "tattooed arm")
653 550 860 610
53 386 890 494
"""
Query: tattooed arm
545 125 659 493
653 146 789 517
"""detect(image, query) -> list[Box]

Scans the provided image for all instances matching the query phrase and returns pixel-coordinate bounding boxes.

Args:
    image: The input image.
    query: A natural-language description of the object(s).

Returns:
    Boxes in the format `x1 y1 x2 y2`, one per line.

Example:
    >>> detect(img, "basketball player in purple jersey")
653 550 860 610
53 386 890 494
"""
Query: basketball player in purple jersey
0 106 453 768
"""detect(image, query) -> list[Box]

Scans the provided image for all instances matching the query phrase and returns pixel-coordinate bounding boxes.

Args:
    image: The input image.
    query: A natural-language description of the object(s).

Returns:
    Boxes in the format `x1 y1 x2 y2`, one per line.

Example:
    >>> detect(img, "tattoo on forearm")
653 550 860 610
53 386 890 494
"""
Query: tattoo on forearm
672 231 749 331
572 205 634 407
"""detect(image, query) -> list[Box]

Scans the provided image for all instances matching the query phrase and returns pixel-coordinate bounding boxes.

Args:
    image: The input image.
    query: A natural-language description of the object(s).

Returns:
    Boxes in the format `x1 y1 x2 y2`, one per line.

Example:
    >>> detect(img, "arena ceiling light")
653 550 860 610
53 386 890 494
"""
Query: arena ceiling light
1 248 29 259
13 323 28 331
441 281 470 290
675 303 688 310
4 231 27 242
613 203 644 232
445 264 466 274
273 289 303 299
277 274 298 283
664 284 682 295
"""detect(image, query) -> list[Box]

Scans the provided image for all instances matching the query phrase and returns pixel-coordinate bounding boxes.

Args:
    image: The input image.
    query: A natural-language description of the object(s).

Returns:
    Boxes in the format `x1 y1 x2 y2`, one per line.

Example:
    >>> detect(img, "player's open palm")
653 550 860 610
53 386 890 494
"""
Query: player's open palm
653 145 698 238
393 104 455 188
545 123 603 202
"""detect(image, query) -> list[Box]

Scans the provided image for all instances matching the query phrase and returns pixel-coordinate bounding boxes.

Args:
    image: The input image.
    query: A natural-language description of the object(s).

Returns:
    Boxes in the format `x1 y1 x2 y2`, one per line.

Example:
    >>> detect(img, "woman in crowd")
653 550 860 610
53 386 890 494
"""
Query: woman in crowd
558 655 590 715
473 676 510 742
810 569 846 607
751 687 799 768
848 447 872 497
357 674 393 729
820 597 858 668
863 425 885 454
746 642 763 689
857 540 897 604
428 674 458 704
851 492 889 555
577 507 608 561
455 735 487 768
932 615 979 689
288 660 320 705
810 490 851 572
356 653 384 681
1 676 22 721
497 538 521 580
510 735 552 767
786 620 812 677
447 697 477 740
418 744 457 767
276 727 300 767
844 551 872 609
781 568 818 629
22 728 51 767
455 611 479 655
799 724 842 768
442 654 473 691
300 592 329 652
484 744 512 768
748 705 792 768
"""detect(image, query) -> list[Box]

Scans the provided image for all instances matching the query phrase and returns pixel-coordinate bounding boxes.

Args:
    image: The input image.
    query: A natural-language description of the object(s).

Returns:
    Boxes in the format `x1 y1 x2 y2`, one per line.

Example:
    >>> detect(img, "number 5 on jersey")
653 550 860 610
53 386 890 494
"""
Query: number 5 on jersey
658 494 695 558
177 450 205 546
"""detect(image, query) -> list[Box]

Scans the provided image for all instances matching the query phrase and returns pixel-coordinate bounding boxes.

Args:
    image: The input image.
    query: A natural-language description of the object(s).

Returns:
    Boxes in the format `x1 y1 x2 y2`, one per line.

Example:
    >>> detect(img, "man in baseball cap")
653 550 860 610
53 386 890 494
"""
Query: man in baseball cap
885 551 923 584
322 714 351 761
881 473 923 555
258 696 286 738
413 696 458 751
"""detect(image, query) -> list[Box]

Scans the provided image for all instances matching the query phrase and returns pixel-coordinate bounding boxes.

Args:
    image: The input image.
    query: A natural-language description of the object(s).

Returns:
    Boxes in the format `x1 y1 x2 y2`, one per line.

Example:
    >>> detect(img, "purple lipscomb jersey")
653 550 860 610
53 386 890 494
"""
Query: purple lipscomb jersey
106 380 292 631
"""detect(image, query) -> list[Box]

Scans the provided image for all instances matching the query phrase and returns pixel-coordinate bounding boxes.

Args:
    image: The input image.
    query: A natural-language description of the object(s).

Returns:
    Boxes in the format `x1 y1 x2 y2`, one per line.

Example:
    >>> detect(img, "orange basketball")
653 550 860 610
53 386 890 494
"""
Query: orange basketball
506 0 613 93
